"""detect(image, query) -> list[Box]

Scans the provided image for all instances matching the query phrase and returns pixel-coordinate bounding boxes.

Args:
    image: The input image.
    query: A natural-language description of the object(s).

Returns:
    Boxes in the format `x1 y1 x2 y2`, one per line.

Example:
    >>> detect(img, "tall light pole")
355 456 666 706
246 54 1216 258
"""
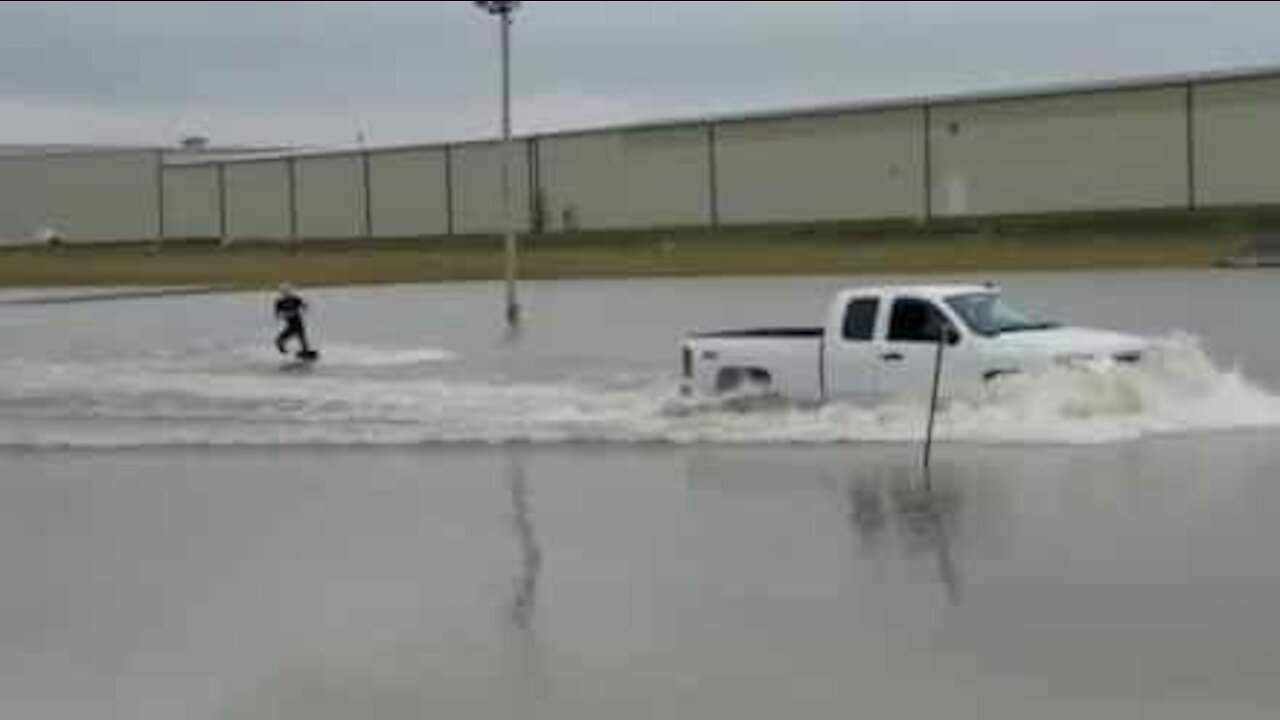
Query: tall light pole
474 0 523 329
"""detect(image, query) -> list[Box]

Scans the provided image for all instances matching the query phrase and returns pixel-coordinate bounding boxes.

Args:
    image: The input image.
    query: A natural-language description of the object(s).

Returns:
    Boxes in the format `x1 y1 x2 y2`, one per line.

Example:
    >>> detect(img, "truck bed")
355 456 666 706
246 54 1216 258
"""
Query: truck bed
692 328 823 339
683 329 825 402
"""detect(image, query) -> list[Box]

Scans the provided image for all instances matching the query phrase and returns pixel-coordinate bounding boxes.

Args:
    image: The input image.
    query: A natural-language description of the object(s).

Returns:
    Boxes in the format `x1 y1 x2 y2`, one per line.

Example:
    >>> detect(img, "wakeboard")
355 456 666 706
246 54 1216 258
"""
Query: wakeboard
280 348 320 371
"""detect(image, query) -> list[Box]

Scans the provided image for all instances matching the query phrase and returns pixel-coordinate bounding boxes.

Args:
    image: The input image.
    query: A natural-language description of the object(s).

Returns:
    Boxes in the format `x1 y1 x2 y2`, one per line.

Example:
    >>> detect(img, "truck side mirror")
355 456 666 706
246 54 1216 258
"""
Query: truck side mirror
944 326 961 346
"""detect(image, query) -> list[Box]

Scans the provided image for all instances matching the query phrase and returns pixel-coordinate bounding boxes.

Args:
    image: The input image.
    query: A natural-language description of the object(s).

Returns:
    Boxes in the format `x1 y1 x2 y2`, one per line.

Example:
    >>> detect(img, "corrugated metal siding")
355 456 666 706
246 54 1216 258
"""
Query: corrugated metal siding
716 110 926 224
929 88 1189 216
295 154 365 239
162 164 220 240
0 152 159 242
224 161 291 240
1195 77 1280 207
537 127 711 231
6 69 1280 244
368 148 450 237
0 156 49 243
451 141 532 235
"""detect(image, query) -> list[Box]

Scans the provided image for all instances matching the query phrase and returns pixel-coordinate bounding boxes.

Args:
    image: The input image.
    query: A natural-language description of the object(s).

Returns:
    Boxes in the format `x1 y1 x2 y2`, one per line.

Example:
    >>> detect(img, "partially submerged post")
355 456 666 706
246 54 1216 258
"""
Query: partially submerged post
473 0 524 330
923 325 951 476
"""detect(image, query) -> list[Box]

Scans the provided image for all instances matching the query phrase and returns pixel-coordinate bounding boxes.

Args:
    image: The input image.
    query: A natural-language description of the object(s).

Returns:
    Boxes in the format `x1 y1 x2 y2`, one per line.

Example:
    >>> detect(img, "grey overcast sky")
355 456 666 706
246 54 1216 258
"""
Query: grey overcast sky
2 1 1280 148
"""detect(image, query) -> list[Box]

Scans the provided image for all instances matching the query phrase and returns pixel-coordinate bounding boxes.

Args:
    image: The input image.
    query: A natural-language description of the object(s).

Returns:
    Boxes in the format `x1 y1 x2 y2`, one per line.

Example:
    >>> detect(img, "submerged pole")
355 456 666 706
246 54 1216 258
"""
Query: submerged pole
499 7 520 329
923 328 947 474
474 1 523 330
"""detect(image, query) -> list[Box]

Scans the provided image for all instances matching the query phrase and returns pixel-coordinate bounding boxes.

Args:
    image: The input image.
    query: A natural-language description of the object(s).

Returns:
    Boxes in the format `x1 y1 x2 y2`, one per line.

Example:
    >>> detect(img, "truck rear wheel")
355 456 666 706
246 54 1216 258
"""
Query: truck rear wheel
716 367 772 394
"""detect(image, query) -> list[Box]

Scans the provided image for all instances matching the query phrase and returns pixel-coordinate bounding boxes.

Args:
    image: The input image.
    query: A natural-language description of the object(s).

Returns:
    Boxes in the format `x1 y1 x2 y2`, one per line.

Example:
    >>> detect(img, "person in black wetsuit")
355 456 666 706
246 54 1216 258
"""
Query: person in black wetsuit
274 284 313 357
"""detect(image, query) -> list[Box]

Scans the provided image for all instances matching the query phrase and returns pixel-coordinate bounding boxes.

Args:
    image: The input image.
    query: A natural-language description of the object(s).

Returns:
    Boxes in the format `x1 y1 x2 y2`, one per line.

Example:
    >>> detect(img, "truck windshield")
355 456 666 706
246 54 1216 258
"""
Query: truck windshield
946 293 1058 336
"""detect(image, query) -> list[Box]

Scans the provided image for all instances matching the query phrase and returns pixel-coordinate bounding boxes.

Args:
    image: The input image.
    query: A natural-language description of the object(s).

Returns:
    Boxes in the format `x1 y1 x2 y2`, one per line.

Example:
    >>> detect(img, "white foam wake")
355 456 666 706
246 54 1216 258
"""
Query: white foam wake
225 344 458 369
0 334 1276 448
942 332 1280 443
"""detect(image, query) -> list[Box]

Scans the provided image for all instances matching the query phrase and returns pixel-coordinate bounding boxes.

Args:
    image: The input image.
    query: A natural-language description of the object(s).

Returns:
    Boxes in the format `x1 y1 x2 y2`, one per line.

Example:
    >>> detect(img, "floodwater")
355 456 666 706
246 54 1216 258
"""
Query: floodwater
2 270 1280 719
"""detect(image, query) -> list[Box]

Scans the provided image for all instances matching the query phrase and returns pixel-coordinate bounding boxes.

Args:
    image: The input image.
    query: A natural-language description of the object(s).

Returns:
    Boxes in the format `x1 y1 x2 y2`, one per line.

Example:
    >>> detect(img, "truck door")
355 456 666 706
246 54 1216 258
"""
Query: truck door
823 296 883 402
878 296 961 402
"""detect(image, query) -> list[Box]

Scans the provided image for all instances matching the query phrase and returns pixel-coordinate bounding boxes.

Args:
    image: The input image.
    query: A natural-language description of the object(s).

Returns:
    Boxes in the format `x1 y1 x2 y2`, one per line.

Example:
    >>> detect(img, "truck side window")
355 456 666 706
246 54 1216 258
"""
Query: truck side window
842 298 879 341
888 298 955 343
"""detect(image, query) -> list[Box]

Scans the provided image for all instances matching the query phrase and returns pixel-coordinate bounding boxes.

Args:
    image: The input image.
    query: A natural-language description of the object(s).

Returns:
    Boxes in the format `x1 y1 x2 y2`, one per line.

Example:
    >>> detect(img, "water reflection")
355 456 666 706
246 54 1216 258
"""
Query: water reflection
683 449 967 608
681 437 1279 616
507 452 541 629
847 467 962 606
31 438 1280 720
503 451 546 716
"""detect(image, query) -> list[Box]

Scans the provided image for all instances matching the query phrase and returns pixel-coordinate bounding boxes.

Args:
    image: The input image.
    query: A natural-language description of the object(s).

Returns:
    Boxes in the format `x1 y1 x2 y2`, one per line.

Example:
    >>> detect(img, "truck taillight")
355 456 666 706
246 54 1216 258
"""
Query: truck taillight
681 347 693 378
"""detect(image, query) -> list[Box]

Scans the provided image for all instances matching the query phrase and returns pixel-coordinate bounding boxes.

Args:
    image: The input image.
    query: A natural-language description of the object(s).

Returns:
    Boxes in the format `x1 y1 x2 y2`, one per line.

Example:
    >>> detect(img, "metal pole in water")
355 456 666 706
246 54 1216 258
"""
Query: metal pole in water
474 1 523 330
923 329 946 473
499 7 521 329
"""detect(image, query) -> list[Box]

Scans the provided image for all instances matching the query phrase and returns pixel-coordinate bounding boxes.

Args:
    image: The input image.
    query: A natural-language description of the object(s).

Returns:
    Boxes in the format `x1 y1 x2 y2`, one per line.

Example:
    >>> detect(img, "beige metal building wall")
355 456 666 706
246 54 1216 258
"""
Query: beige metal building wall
715 110 926 224
536 132 616 231
929 88 1189 216
451 141 532 235
47 152 160 242
1194 77 1280 206
162 164 220 240
538 127 711 231
0 151 160 242
368 147 450 237
0 155 47 243
296 154 365 239
224 160 291 241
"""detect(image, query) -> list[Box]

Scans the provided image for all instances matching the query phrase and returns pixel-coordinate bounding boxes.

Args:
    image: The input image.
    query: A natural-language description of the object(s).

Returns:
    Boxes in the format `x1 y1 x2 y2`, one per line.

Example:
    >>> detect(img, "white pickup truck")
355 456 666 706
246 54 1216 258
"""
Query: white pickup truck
680 283 1151 404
